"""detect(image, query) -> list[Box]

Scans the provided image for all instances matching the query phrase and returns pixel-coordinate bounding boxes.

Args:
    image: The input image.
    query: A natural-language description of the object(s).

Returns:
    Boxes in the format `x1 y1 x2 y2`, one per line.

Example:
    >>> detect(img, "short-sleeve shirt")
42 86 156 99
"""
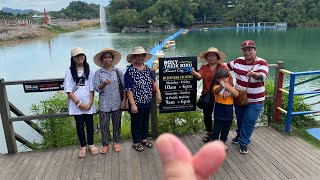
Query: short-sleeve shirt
124 64 156 108
212 85 236 121
64 68 96 115
94 67 124 112
198 64 233 94
226 57 269 103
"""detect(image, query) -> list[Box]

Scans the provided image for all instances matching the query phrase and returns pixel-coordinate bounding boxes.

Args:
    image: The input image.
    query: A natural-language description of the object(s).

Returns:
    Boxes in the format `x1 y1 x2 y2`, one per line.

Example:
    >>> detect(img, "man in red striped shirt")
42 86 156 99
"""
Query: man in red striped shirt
226 40 269 154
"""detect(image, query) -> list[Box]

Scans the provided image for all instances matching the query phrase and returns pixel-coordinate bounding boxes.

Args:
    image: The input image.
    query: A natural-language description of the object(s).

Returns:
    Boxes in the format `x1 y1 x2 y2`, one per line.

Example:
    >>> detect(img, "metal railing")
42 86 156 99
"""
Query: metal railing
275 69 320 133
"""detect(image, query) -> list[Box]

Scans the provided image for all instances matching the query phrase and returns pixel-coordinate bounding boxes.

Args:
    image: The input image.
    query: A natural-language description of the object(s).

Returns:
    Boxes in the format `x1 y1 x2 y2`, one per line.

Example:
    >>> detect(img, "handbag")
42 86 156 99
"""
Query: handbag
234 60 255 106
197 91 213 109
147 66 157 93
197 64 220 109
234 90 248 106
115 69 124 100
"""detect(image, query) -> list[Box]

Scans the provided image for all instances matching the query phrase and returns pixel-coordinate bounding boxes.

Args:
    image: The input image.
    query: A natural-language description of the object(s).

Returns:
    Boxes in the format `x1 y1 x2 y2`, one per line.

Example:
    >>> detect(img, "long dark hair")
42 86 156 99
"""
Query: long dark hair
69 54 90 83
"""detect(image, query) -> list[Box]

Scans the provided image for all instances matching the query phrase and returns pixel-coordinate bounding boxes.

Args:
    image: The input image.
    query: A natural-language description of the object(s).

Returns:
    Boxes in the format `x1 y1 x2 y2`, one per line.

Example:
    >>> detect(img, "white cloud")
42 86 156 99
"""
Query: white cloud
0 0 109 11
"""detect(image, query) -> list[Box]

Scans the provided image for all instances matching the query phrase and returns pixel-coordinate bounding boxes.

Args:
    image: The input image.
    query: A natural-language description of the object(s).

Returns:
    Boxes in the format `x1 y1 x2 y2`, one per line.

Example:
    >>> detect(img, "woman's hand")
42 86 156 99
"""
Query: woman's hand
190 68 197 75
78 103 87 110
103 78 111 85
131 104 138 113
191 67 201 79
85 101 93 111
157 94 162 103
121 99 127 109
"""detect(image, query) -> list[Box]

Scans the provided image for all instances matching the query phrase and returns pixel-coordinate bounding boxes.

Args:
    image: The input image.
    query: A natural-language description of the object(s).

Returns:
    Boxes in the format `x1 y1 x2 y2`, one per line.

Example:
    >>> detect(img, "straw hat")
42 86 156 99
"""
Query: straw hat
126 46 153 63
199 47 225 63
93 48 121 67
71 47 85 57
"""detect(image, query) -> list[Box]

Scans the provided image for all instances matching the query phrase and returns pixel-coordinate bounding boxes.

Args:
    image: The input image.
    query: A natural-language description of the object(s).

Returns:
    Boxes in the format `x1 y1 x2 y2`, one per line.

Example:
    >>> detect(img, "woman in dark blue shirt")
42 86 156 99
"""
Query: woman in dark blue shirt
124 46 162 152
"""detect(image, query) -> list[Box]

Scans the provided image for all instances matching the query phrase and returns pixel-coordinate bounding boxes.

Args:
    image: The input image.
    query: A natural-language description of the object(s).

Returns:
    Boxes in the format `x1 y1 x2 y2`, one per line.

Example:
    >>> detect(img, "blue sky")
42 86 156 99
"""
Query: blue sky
0 0 109 11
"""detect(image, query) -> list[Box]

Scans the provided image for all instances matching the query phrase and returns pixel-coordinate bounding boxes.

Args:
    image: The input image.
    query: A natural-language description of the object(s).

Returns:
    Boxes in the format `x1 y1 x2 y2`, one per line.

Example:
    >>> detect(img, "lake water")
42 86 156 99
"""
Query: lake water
1 27 319 153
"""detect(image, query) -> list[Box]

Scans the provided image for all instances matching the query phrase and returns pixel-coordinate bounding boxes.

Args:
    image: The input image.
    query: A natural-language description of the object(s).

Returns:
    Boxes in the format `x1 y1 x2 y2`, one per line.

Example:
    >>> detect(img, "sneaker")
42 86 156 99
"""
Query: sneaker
231 137 239 144
202 132 212 143
239 145 248 154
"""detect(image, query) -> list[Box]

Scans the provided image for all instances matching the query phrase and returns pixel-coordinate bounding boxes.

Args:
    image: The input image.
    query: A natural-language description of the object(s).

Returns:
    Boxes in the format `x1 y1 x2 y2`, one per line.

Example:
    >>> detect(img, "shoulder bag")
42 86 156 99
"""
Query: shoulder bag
197 64 220 109
115 69 125 100
146 66 157 93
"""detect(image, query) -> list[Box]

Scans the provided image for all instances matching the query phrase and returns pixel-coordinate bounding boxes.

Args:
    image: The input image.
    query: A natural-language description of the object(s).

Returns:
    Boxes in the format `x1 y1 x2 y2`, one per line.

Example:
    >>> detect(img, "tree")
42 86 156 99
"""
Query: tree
0 11 15 19
108 0 130 15
110 9 140 29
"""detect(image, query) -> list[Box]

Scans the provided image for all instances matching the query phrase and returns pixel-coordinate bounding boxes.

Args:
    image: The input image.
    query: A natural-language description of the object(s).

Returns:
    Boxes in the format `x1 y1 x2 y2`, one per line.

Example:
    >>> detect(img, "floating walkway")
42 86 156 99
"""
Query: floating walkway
146 22 287 68
146 28 184 68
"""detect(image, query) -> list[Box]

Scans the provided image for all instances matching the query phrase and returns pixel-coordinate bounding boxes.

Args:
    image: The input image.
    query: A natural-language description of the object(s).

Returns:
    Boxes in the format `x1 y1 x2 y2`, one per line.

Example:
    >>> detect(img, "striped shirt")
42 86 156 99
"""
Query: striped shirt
226 57 269 103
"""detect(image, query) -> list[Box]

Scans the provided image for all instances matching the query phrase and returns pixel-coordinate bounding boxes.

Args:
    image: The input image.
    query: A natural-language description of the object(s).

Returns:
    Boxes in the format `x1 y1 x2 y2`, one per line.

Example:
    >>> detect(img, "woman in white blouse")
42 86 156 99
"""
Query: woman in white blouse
64 47 98 158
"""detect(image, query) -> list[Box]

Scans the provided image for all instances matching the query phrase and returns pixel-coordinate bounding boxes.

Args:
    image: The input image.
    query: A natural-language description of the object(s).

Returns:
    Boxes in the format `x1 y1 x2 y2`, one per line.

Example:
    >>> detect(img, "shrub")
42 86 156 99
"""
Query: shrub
264 80 318 129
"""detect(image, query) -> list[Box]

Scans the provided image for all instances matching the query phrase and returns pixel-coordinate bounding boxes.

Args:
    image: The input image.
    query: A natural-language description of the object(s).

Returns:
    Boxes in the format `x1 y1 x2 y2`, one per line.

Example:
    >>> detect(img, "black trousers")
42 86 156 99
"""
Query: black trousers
212 119 232 142
203 105 214 132
130 107 151 144
74 114 94 147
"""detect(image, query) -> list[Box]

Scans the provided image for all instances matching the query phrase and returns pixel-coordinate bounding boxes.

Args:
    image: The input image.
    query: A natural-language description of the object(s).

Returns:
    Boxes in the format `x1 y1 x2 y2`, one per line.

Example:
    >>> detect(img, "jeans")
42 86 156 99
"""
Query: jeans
235 103 263 146
74 114 94 147
130 107 151 144
203 104 214 132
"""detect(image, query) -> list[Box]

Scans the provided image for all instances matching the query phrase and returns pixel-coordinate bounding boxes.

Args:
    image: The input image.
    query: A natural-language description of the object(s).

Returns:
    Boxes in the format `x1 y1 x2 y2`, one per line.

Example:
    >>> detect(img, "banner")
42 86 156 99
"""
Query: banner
23 80 64 93
159 56 197 113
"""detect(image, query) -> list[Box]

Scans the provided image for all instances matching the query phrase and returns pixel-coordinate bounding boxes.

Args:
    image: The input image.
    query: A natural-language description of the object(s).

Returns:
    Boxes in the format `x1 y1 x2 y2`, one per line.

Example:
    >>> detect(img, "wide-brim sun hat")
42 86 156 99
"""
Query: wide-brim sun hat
71 47 85 57
199 47 226 63
93 48 121 67
126 46 153 63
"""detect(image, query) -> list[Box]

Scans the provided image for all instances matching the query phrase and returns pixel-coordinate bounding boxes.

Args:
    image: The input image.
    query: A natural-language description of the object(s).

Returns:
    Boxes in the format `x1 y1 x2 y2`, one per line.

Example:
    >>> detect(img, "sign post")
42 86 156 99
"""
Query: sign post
159 56 197 113
23 80 64 93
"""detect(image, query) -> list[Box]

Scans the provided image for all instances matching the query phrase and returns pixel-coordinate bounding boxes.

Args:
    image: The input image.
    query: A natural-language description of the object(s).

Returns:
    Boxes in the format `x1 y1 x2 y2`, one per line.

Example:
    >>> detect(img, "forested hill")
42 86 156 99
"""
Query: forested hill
1 0 320 28
107 0 320 28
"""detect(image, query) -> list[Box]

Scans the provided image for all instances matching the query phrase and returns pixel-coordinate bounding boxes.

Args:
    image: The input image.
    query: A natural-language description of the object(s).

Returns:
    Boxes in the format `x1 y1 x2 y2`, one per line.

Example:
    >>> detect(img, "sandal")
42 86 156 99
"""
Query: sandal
78 147 87 158
89 145 99 155
141 139 153 148
113 143 122 152
100 145 109 154
132 143 144 152
202 132 212 143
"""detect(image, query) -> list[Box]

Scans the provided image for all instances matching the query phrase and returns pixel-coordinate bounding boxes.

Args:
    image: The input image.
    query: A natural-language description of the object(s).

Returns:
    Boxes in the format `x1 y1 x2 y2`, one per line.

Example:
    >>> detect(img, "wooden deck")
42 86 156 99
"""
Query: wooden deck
0 127 319 180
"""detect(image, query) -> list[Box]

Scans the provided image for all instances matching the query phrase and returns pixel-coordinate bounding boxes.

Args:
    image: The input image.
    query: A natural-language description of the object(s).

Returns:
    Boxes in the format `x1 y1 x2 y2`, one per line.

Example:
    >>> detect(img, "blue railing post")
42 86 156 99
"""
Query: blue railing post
285 74 296 133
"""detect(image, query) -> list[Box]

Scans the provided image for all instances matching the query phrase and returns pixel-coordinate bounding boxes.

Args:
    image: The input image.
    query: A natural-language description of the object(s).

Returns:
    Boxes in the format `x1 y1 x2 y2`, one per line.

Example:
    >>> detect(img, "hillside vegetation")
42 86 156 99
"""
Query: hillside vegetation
1 0 320 29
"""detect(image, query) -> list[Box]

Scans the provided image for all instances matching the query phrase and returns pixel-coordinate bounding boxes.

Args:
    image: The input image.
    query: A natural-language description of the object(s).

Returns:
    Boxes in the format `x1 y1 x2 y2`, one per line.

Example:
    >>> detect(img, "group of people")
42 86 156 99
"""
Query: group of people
64 46 161 158
191 40 269 154
64 39 268 160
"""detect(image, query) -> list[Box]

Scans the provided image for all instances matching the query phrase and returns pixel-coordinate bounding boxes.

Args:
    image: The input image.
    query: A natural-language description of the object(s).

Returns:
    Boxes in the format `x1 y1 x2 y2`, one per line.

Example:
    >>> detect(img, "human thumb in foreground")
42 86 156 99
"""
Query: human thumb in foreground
156 133 226 180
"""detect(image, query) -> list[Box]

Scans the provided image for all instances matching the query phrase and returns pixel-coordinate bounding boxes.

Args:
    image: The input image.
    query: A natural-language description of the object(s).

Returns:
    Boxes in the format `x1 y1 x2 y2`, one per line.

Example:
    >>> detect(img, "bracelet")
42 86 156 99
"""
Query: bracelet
75 100 80 104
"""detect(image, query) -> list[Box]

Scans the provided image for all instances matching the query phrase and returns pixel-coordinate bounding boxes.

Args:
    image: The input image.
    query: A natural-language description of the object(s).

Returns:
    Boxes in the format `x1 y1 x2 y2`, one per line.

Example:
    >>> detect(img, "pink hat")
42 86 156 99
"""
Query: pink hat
241 40 256 49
